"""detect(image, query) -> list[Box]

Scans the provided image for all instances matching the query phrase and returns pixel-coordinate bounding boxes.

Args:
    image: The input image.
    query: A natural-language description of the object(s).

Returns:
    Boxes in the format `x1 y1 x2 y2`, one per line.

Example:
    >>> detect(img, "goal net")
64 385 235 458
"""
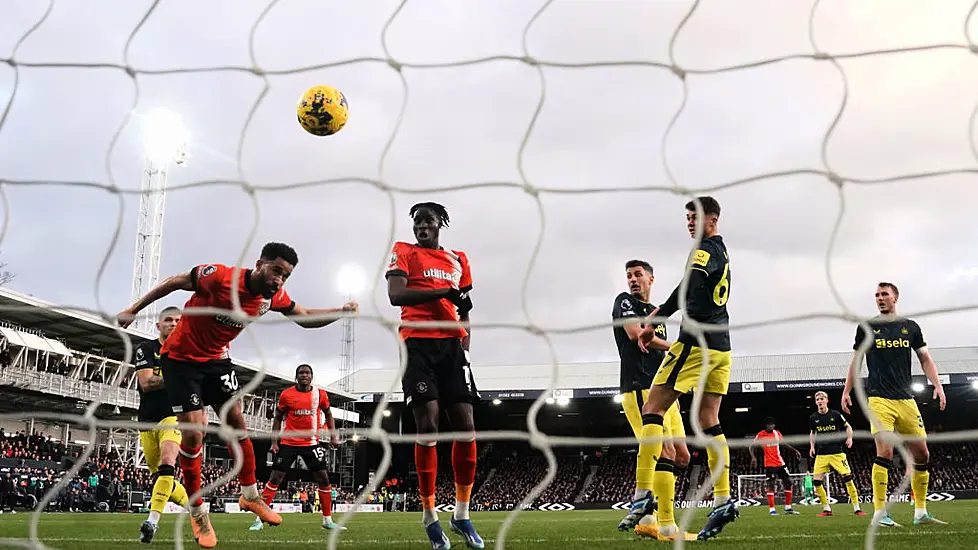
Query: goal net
1 1 974 550
737 473 830 506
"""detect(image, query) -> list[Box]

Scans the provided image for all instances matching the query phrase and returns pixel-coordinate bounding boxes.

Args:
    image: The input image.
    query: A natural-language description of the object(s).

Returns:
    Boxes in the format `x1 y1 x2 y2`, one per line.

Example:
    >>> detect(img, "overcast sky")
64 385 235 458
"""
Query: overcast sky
1 0 977 385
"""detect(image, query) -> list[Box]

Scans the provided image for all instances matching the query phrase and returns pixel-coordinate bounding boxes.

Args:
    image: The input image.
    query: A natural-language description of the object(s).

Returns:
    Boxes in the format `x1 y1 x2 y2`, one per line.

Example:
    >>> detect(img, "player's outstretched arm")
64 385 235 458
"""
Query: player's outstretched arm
284 302 358 329
117 272 194 328
386 275 453 307
840 351 861 414
915 346 946 411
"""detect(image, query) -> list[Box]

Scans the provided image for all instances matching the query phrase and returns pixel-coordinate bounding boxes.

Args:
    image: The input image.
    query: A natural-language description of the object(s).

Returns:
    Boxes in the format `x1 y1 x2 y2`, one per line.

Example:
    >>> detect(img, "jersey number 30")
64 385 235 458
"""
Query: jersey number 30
712 263 730 307
221 371 239 392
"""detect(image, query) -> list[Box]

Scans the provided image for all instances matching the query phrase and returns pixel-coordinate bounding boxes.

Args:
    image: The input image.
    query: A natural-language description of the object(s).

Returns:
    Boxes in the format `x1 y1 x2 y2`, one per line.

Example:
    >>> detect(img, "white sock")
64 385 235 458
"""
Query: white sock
633 488 647 501
454 500 470 521
852 503 860 512
147 511 161 525
422 508 439 526
914 507 927 519
323 515 333 524
770 507 776 513
241 483 259 500
189 503 205 517
785 505 793 510
714 495 730 506
659 524 678 536
824 505 832 512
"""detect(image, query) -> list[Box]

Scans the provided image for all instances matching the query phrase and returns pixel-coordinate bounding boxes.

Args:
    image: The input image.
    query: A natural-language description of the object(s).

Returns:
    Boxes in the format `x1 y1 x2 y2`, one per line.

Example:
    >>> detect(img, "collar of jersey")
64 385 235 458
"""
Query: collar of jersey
414 242 444 251
242 269 263 297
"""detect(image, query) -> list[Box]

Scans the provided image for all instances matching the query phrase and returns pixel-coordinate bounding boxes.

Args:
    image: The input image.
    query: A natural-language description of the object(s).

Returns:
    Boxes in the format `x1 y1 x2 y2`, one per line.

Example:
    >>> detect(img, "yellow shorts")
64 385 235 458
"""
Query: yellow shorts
139 416 182 473
867 397 925 437
621 389 686 444
813 453 851 476
652 341 732 395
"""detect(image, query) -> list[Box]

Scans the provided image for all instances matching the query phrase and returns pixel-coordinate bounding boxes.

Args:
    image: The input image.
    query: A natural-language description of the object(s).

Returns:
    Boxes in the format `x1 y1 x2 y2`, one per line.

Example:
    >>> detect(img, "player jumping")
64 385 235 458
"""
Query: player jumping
841 282 946 527
633 196 736 541
386 202 482 550
611 259 689 532
135 307 191 544
751 417 802 515
119 242 358 548
808 390 865 516
249 363 344 532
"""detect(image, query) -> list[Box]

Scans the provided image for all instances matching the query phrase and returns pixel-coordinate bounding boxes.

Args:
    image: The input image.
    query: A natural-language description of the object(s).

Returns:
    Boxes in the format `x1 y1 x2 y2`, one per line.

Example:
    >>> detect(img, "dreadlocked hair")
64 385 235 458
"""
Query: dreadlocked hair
409 202 450 228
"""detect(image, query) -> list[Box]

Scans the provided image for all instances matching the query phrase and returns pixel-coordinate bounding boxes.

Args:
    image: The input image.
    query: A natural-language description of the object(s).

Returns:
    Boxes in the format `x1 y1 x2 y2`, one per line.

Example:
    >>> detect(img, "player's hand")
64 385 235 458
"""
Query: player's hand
270 441 279 455
809 447 815 458
845 437 853 449
840 391 852 414
933 385 947 411
330 433 340 448
116 308 137 329
750 457 757 468
341 300 359 314
794 448 802 457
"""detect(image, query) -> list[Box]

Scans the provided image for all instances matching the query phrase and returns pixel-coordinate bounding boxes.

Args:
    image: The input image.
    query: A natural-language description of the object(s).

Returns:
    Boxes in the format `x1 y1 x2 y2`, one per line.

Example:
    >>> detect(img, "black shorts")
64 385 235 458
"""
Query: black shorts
160 355 238 414
272 444 329 473
402 337 479 408
765 465 791 483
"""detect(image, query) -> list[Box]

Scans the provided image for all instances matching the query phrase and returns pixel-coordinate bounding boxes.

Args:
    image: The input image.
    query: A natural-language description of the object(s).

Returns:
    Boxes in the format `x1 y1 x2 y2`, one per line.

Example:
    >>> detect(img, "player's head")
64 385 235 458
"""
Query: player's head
685 196 721 238
410 202 449 249
295 363 314 388
254 242 298 298
875 282 899 315
763 416 776 432
814 390 829 412
624 259 653 299
157 306 181 341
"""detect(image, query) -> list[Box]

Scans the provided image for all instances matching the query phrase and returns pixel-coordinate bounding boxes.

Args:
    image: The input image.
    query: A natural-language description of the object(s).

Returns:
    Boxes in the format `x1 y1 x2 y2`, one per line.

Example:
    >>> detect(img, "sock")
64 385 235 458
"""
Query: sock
785 489 793 509
635 428 657 498
872 457 892 512
844 478 860 511
319 485 333 522
814 480 829 509
149 464 177 520
415 442 438 526
911 463 930 515
767 491 775 510
452 440 477 521
704 425 730 501
228 437 258 488
148 510 161 524
262 482 279 506
178 444 204 508
653 458 676 526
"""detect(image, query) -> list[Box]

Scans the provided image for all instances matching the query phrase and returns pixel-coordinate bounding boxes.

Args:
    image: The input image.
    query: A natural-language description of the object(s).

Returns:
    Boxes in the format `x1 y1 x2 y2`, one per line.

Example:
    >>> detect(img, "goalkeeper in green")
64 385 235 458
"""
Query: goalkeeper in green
801 472 815 505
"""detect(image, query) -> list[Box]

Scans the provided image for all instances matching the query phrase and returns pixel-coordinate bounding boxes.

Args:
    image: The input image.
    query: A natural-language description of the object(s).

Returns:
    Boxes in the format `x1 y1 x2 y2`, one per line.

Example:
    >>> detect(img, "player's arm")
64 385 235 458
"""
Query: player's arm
461 311 471 351
841 325 867 414
133 344 164 392
912 322 946 410
386 274 453 306
749 435 760 466
270 406 285 453
653 245 717 319
319 391 339 447
780 438 802 457
843 416 854 448
117 271 194 327
284 302 358 329
809 429 816 458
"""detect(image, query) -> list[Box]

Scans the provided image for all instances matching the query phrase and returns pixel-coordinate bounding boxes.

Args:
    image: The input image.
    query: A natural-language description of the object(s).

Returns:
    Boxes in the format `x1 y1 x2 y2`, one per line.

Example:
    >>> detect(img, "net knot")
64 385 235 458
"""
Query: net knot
669 64 686 79
387 58 403 71
825 171 844 187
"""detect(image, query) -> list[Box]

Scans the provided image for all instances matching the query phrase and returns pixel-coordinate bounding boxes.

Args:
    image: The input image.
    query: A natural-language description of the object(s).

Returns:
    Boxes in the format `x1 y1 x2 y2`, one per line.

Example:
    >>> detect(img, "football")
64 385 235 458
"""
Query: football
297 85 349 136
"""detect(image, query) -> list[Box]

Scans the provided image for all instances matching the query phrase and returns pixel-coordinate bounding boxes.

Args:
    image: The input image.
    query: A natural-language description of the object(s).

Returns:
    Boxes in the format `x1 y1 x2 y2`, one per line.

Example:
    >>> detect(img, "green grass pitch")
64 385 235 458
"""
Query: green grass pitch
0 503 974 549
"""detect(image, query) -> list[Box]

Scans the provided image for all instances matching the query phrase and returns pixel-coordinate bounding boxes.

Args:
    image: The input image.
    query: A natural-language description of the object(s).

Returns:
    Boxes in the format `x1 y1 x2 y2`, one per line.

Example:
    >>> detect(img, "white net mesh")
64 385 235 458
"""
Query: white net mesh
1 0 977 549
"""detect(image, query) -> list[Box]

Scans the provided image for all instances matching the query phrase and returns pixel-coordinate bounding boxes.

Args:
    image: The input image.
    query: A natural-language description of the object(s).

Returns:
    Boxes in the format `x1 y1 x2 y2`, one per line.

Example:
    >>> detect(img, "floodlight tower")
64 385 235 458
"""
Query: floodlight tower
130 108 188 334
335 263 366 489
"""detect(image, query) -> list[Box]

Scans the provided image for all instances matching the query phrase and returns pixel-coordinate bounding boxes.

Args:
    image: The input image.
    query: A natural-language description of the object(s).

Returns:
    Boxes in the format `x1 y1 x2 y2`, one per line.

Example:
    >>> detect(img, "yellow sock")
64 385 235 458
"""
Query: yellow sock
169 479 189 507
635 442 657 494
638 414 665 499
845 480 860 509
150 466 177 514
872 458 891 512
911 464 930 511
705 428 731 500
815 483 829 507
653 458 676 526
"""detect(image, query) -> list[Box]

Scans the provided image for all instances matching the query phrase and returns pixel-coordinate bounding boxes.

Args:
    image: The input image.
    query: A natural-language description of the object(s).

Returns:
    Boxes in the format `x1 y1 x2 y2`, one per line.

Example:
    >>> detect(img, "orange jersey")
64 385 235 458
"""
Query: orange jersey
385 241 472 340
755 430 785 467
278 386 331 447
162 264 295 362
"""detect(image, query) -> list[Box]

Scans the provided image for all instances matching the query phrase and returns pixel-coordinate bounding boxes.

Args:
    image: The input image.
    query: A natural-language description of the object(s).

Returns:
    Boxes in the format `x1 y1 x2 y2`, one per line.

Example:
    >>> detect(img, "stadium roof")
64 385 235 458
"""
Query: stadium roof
350 346 978 401
0 287 354 401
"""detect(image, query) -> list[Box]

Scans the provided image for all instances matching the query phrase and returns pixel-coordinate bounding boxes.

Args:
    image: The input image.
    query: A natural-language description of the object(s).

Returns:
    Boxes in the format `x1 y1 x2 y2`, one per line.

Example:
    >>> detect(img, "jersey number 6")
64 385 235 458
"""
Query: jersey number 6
713 263 730 307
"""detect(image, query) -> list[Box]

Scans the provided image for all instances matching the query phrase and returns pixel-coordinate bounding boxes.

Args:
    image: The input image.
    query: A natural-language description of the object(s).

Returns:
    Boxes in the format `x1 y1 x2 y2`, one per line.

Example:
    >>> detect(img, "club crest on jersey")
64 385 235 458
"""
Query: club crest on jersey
388 251 397 269
258 299 271 316
620 298 633 311
200 265 217 278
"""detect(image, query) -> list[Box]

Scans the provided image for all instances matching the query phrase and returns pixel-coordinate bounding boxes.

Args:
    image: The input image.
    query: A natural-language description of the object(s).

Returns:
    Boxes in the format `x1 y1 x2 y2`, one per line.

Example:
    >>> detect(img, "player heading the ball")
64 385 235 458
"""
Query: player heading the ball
386 202 483 550
250 363 344 532
633 196 735 542
118 242 358 549
841 282 946 528
808 391 864 517
612 259 689 532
